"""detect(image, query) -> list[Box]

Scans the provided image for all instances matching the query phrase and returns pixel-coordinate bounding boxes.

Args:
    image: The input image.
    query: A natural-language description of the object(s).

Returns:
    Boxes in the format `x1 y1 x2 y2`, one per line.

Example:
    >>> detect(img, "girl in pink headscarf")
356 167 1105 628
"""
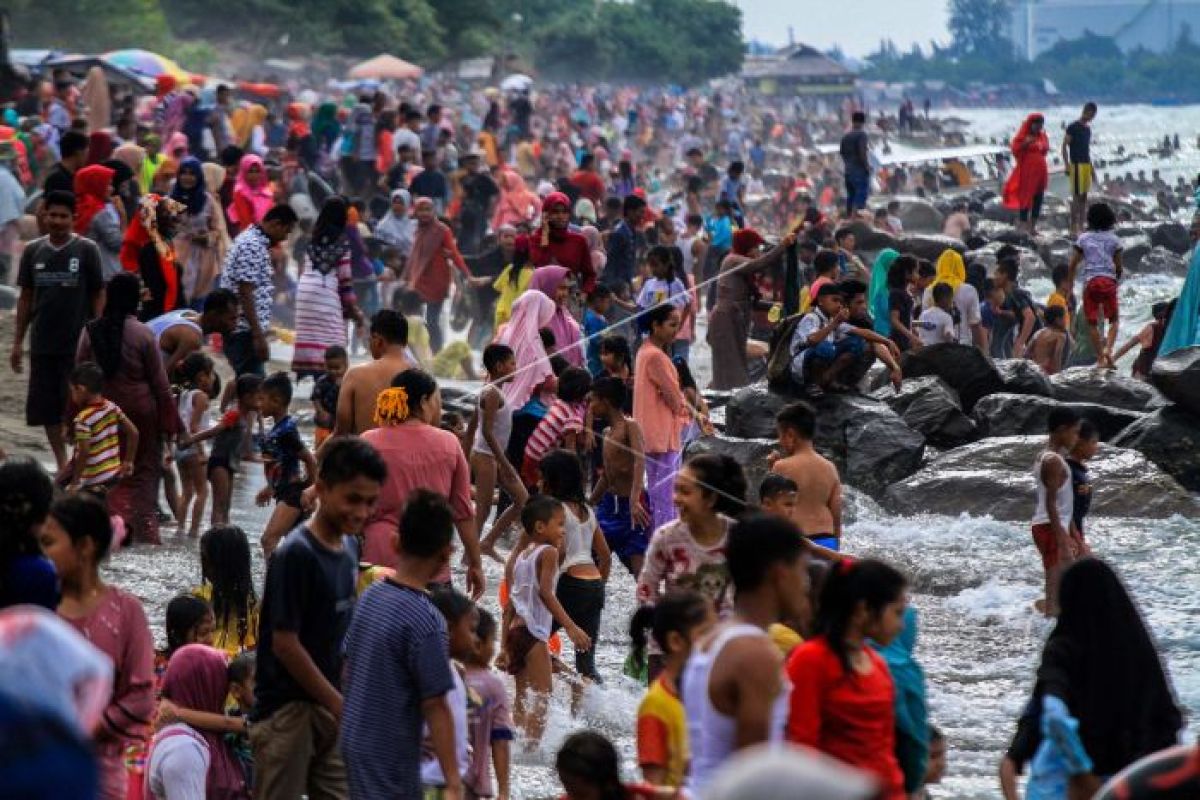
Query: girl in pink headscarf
227 154 274 231
492 168 540 230
531 265 584 367
494 290 560 489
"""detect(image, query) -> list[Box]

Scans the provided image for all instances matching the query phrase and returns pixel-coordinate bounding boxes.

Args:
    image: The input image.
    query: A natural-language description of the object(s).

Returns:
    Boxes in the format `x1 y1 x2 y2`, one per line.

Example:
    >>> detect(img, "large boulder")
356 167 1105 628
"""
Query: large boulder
1118 235 1151 270
981 197 1016 223
845 220 900 253
898 234 966 262
1137 246 1189 277
1148 221 1191 254
1050 366 1163 412
883 436 1198 521
893 198 945 233
871 376 977 447
1111 406 1200 491
724 384 790 439
972 393 1144 441
964 241 1048 279
994 358 1054 397
1150 346 1200 417
901 343 1004 411
809 394 926 496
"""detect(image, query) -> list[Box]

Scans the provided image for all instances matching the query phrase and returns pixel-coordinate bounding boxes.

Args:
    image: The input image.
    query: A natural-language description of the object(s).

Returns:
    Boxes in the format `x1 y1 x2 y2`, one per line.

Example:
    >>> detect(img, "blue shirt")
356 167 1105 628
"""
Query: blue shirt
583 309 607 376
261 415 305 493
342 580 453 798
705 215 733 250
605 220 638 287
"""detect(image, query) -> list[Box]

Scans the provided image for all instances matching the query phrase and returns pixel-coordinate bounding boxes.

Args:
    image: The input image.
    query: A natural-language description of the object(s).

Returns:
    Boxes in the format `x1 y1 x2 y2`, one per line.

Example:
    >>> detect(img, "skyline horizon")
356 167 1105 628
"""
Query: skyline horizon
736 0 950 56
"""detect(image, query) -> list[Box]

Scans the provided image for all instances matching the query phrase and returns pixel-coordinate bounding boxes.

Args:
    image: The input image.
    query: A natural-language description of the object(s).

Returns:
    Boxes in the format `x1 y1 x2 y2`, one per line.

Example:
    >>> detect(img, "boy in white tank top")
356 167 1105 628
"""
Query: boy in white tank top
1030 407 1083 617
682 513 811 795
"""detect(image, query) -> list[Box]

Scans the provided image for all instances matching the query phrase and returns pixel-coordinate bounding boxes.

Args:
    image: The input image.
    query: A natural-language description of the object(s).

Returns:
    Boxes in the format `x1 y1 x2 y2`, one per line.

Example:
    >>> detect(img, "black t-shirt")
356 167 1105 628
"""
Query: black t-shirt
17 235 103 356
840 130 870 173
42 163 74 195
991 287 1037 359
1068 457 1092 533
1005 698 1041 774
409 169 448 203
888 288 915 351
461 172 499 212
252 525 359 721
1065 120 1091 164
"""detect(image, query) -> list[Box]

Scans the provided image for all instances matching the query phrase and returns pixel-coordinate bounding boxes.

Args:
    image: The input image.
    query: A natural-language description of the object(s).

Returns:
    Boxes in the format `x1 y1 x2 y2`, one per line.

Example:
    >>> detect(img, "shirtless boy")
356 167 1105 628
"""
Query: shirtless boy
770 401 843 551
588 376 650 576
331 310 412 439
1027 305 1068 375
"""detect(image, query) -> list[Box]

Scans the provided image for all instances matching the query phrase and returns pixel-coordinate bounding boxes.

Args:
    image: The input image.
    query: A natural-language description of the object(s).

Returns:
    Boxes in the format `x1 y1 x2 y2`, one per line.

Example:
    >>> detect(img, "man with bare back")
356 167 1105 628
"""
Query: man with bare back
588 376 651 576
331 310 412 439
770 401 843 551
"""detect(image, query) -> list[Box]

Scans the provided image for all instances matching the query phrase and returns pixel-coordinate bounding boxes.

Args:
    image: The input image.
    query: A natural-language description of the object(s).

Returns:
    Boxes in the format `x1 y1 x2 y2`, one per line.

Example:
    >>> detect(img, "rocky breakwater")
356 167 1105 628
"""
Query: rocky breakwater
1111 346 1200 491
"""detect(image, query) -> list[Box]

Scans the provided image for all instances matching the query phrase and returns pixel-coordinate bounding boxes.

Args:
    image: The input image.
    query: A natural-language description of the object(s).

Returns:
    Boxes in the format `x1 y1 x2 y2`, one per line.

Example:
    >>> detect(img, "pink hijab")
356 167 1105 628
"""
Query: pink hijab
228 154 274 226
165 131 189 160
158 645 248 799
530 265 584 367
581 225 607 273
496 291 556 408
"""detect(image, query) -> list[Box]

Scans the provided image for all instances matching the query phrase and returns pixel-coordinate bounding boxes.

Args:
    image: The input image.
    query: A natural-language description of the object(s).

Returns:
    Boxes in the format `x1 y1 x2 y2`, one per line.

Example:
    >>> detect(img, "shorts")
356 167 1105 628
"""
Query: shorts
807 535 840 551
26 354 73 426
595 493 650 563
503 623 544 677
1083 277 1118 325
273 481 307 510
207 454 236 479
1032 523 1084 571
223 329 265 377
1067 162 1093 196
809 335 866 365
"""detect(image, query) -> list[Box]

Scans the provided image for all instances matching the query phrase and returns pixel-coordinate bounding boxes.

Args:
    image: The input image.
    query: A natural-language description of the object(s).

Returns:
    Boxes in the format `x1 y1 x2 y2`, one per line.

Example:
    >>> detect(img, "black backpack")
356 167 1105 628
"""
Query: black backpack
766 311 813 392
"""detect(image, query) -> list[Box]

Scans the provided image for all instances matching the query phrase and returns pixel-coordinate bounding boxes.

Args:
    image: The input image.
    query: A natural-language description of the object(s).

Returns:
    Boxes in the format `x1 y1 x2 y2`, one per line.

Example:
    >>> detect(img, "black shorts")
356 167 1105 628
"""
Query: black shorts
223 330 265 377
26 354 73 426
207 455 236 479
274 481 307 510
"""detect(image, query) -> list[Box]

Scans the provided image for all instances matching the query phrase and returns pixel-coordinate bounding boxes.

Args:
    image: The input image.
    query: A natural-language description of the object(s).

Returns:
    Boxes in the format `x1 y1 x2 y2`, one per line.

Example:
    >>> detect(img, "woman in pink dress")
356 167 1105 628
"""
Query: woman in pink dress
39 494 155 800
361 368 484 599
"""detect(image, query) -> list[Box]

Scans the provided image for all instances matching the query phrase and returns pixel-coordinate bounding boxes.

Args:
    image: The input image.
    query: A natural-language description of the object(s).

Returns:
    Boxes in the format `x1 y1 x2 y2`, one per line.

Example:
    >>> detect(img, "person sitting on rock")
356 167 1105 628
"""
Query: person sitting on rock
840 279 905 390
788 282 899 395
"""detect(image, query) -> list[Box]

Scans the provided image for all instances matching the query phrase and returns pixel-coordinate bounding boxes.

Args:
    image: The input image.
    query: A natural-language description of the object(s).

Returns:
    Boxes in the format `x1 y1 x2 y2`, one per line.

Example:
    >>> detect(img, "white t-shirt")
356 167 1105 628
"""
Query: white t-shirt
922 283 981 345
637 277 689 310
917 307 957 346
147 724 210 800
1075 230 1122 283
420 667 469 787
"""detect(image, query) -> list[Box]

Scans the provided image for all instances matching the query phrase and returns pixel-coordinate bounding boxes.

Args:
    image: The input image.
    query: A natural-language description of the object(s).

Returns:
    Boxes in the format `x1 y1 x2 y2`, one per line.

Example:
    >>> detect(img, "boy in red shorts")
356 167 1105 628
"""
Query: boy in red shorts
1030 407 1083 617
1068 202 1123 368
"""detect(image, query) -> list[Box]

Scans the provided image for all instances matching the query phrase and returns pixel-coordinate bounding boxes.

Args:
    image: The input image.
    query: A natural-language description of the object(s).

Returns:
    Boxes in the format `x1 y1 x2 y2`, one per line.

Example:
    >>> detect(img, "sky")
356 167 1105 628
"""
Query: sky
737 0 951 56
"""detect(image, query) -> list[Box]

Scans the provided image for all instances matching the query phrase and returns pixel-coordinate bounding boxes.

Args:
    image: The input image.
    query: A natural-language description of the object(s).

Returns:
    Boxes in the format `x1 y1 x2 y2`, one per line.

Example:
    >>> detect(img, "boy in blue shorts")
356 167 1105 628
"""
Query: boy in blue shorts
588 376 650 576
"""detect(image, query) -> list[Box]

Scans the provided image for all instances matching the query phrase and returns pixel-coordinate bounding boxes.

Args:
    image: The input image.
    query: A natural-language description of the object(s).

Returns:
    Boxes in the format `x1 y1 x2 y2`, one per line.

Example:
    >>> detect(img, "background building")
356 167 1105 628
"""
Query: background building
740 44 856 97
1010 0 1200 59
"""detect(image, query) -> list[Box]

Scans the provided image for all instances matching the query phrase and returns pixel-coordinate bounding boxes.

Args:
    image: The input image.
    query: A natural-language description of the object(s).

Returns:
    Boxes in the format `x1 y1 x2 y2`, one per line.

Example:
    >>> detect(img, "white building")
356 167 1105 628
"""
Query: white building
1010 0 1200 59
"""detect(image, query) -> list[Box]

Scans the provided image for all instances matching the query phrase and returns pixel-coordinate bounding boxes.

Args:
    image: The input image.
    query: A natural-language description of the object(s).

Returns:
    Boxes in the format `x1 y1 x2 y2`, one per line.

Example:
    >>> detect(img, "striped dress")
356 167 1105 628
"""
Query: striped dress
292 237 355 376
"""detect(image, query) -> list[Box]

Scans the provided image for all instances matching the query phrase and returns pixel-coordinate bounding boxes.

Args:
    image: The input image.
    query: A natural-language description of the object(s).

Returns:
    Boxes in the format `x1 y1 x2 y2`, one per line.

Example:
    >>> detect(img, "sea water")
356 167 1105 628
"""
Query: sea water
106 105 1199 798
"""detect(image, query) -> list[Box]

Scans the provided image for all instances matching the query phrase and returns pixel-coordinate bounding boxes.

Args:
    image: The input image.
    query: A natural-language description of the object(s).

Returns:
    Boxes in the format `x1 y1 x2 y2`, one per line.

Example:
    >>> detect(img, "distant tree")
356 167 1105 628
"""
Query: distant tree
947 0 1013 59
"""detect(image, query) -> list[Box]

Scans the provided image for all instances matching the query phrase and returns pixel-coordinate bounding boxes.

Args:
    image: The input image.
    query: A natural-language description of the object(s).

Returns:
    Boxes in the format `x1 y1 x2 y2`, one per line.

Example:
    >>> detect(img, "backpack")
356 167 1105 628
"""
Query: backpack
766 311 811 392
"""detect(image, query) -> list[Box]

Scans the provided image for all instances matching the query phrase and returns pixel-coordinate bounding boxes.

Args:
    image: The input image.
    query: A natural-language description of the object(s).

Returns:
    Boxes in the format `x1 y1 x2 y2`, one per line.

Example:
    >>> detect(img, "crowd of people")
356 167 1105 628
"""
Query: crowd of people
0 70 1198 800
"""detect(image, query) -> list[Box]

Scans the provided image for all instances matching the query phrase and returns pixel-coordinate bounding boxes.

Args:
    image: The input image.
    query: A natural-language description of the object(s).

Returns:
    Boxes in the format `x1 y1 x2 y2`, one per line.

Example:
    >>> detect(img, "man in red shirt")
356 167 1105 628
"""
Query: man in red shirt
569 153 607 206
530 192 595 292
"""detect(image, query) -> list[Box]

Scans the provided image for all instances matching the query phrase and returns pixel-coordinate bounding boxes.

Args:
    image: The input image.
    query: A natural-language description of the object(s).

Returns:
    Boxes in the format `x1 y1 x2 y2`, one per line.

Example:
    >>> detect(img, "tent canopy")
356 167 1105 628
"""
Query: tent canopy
348 54 423 81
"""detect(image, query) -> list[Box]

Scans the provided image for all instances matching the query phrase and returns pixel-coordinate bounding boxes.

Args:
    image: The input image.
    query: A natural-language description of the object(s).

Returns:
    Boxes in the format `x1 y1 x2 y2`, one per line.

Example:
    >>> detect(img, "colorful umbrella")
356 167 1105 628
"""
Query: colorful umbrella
347 54 424 81
102 49 190 82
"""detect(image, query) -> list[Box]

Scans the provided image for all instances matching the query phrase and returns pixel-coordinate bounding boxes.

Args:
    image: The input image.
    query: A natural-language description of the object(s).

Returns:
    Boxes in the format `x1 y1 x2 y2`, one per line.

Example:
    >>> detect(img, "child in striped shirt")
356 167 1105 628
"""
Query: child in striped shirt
520 366 592 488
66 362 138 496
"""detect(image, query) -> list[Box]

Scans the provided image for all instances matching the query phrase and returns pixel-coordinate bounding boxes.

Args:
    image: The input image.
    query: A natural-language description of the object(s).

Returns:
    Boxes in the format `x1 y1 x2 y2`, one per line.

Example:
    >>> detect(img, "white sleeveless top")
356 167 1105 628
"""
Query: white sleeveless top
471 388 514 457
682 623 790 795
1031 450 1074 526
147 309 202 344
511 543 555 641
559 504 599 573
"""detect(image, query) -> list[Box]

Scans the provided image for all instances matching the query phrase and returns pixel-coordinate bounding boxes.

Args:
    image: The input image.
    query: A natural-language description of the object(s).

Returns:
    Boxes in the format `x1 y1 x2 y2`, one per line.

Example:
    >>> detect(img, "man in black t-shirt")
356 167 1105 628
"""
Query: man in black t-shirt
1063 102 1097 236
840 111 872 218
990 257 1039 360
11 190 104 469
456 151 499 256
41 129 88 195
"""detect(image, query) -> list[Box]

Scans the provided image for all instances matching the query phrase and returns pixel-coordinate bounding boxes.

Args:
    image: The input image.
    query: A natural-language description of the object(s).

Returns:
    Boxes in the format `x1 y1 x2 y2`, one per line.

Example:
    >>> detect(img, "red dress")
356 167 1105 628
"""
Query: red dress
1002 114 1049 211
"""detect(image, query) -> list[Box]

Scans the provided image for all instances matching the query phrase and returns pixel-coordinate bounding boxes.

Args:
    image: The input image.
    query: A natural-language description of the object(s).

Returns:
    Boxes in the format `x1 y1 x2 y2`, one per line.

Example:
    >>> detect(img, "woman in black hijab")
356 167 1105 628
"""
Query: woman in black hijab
1035 558 1182 783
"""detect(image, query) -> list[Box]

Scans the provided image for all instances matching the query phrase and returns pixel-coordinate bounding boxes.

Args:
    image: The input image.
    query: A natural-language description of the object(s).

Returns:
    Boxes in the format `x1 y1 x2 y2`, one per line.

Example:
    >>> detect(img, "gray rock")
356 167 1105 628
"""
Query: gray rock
844 220 900 253
859 361 893 394
1111 406 1200 491
994 358 1054 396
898 234 966 262
1137 246 1188 277
893 198 945 233
1150 346 1200 417
901 342 1004 411
981 198 1016 223
1118 234 1151 270
972 393 1144 440
724 384 790 439
884 435 1197 521
1050 366 1163 412
872 375 977 447
811 393 926 496
1148 221 1191 254
964 241 1048 279
684 434 777 503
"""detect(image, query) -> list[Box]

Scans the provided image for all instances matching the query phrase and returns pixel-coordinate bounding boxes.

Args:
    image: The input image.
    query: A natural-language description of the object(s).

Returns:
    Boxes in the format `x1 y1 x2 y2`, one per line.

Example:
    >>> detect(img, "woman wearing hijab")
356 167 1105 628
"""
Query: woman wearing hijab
374 188 416 262
146 645 249 799
405 196 471 354
227 154 274 235
119 195 187 320
581 225 607 275
492 169 540 230
530 191 595 292
111 143 146 191
707 227 797 390
922 249 984 349
150 157 178 196
1160 216 1200 356
103 156 139 224
531 265 584 367
74 164 124 280
1003 113 1050 234
311 102 341 156
1025 558 1181 794
292 197 365 376
85 131 114 166
171 157 226 301
871 605 929 796
495 290 559 479
75 273 180 545
868 249 899 336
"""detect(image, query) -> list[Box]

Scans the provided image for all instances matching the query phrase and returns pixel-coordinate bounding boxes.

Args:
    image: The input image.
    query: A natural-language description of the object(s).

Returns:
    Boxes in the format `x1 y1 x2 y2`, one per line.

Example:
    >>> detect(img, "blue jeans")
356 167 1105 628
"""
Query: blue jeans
845 169 870 213
810 335 866 364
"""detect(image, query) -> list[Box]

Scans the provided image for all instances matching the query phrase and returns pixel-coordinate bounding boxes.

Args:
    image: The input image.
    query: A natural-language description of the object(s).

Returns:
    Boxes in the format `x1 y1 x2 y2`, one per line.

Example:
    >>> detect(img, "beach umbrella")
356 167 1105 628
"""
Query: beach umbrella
500 73 533 93
347 54 424 81
102 49 190 82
